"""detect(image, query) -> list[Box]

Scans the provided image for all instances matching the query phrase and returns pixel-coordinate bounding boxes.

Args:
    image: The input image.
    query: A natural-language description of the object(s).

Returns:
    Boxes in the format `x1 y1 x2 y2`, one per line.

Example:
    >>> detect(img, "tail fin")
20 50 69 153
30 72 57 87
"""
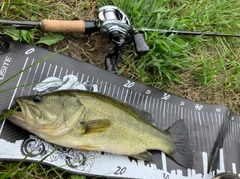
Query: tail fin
167 119 193 168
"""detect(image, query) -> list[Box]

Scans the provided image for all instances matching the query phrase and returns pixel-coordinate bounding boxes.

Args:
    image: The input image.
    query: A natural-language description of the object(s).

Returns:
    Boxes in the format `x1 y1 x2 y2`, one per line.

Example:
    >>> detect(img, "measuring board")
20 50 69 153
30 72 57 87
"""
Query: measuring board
0 38 240 179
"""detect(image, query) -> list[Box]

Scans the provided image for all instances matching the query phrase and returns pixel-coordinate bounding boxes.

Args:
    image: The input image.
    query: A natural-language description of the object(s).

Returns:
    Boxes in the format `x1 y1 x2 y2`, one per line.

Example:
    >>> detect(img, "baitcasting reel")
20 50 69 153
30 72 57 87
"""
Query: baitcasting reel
98 6 132 46
98 6 150 73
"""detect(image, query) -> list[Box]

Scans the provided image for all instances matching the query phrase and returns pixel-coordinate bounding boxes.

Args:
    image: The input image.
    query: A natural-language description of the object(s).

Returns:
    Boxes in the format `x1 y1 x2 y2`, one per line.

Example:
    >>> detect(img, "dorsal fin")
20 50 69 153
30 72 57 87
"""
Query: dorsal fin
127 104 155 124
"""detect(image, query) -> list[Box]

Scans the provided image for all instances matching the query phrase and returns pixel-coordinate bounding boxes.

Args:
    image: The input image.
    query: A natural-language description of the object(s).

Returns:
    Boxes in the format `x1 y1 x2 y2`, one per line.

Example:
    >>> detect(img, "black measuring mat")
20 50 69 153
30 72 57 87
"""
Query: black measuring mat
0 39 239 179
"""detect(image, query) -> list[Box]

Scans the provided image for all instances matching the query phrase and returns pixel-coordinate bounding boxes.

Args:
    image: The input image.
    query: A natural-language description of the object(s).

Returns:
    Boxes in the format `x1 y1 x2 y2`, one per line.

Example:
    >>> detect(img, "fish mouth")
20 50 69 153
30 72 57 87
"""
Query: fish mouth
13 98 39 118
2 100 24 121
3 98 28 121
2 100 35 131
10 102 22 112
2 109 23 129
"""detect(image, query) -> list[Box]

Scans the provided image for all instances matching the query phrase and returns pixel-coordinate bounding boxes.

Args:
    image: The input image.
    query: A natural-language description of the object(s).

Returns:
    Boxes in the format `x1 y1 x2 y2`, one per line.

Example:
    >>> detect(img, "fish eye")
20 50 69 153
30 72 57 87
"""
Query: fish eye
32 95 43 103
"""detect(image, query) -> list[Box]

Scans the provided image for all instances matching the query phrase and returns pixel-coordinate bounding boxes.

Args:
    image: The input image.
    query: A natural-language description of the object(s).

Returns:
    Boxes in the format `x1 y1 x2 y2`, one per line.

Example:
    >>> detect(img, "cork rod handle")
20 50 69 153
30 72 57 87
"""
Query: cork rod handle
41 20 86 34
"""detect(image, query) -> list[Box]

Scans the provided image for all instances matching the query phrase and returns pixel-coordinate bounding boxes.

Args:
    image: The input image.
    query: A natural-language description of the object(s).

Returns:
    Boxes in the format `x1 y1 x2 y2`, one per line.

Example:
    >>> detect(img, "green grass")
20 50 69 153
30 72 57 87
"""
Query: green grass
0 161 68 179
99 0 240 112
100 0 194 85
1 0 240 178
100 0 240 87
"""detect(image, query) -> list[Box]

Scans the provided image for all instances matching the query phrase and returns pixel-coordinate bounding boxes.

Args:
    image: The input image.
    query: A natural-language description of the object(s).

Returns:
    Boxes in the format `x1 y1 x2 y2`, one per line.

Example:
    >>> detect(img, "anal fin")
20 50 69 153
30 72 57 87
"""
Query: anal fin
130 151 153 162
77 144 103 150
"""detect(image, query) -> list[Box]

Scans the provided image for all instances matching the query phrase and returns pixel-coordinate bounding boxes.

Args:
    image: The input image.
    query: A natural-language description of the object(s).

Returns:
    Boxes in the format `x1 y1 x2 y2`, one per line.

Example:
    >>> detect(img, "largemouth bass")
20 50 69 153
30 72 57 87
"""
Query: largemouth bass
2 90 193 168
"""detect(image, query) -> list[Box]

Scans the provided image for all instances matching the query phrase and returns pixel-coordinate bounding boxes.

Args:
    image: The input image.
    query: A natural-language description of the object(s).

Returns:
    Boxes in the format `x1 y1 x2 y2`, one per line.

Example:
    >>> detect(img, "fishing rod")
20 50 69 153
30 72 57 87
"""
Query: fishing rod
136 28 240 37
1 5 240 72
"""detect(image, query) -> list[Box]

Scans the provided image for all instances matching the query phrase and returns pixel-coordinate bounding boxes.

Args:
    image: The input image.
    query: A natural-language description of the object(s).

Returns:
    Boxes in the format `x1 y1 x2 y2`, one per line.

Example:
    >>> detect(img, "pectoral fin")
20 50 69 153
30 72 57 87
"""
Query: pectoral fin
81 119 111 134
130 151 153 162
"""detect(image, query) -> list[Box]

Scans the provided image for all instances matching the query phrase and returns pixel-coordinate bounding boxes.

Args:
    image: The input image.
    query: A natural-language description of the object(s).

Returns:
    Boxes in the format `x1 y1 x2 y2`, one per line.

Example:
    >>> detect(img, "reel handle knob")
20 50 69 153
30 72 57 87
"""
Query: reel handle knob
133 33 150 54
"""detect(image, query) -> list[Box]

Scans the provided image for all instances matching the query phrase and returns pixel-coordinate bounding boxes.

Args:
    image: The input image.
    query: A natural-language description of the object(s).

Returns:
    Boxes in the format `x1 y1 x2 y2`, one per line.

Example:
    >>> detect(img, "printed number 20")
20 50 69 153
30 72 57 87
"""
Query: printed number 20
114 166 127 175
124 80 135 88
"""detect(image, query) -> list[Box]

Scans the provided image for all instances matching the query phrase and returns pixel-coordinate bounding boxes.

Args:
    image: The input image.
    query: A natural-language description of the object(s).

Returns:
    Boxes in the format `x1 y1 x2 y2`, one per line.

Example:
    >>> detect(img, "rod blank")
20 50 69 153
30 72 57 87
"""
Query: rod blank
135 28 240 37
0 19 41 29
